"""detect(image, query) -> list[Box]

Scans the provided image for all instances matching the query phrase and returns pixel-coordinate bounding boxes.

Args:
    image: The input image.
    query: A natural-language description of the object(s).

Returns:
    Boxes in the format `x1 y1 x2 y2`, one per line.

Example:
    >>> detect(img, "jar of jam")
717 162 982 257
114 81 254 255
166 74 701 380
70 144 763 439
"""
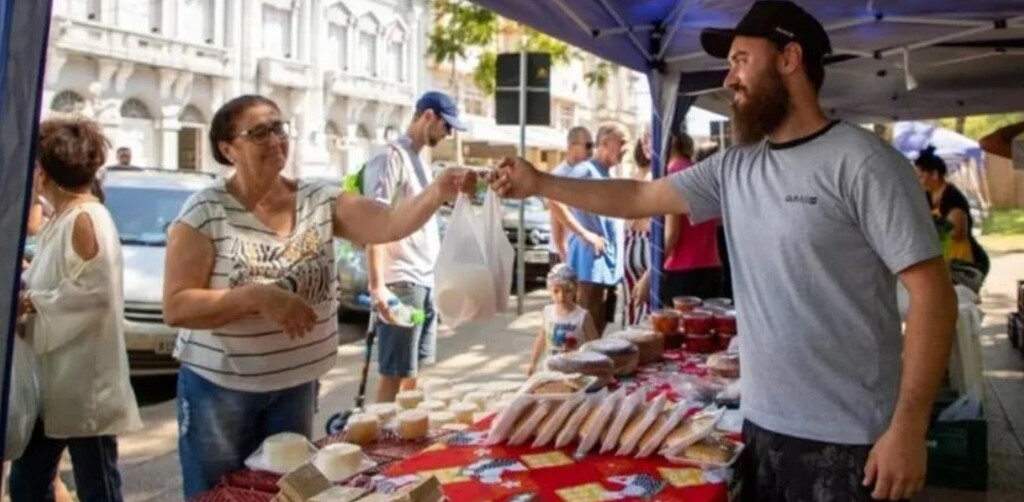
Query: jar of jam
665 327 685 350
713 310 737 335
672 296 702 313
649 309 680 336
681 310 714 335
685 332 717 353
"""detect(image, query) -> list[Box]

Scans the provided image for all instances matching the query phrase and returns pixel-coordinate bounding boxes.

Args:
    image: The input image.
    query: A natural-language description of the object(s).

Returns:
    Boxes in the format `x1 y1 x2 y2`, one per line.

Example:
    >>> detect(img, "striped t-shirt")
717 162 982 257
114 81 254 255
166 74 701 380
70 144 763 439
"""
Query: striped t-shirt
173 178 340 393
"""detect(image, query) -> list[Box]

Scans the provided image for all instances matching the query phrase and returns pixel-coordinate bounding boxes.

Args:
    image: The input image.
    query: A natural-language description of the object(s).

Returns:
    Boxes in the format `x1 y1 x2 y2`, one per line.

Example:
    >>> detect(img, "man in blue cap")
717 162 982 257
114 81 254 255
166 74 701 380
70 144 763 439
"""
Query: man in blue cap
362 91 467 403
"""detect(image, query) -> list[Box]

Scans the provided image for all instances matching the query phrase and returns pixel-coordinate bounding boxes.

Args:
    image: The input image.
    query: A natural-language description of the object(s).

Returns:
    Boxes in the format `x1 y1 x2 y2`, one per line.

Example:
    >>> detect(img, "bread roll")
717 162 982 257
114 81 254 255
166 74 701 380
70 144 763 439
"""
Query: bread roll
344 413 380 445
396 410 429 440
396 390 424 410
417 400 447 412
609 330 664 365
545 351 614 387
428 411 456 430
580 339 640 376
362 403 400 423
314 442 363 481
449 402 477 425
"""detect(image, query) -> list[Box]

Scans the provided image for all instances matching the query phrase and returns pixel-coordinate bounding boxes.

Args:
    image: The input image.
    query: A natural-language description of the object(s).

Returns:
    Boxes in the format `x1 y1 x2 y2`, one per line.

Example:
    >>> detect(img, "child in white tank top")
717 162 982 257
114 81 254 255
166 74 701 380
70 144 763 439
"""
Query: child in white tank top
527 265 599 375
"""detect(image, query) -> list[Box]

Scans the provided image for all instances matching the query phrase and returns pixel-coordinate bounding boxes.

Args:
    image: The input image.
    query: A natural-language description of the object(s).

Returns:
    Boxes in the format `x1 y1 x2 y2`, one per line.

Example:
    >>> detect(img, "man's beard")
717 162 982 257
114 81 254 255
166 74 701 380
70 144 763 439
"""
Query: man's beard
731 67 790 145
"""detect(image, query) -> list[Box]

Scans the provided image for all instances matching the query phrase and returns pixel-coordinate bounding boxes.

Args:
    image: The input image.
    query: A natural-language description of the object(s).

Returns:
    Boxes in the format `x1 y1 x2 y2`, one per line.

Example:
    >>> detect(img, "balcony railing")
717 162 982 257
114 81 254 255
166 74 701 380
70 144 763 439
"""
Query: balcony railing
326 71 416 106
259 57 313 89
51 16 230 77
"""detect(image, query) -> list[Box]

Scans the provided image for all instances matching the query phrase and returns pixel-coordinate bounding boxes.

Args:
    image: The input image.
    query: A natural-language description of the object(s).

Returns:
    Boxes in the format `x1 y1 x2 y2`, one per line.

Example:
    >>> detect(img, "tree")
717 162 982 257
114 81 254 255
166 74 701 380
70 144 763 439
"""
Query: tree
935 112 1024 141
428 0 614 97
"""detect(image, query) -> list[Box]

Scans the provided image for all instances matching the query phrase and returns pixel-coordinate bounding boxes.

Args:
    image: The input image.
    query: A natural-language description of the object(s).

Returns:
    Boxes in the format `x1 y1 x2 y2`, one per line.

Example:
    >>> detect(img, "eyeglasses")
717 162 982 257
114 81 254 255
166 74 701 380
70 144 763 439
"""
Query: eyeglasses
571 141 594 149
237 120 291 143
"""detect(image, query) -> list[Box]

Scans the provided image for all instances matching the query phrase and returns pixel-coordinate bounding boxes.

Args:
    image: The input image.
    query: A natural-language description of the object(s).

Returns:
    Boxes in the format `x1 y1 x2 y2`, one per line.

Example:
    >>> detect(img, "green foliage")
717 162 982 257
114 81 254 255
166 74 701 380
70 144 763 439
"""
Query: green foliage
427 0 616 96
933 112 1024 141
983 209 1024 236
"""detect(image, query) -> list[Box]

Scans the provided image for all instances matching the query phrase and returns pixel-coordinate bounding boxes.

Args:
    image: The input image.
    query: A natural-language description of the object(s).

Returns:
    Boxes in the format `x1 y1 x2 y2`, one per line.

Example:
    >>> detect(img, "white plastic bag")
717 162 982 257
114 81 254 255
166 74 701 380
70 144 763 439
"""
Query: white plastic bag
4 335 40 461
434 190 514 327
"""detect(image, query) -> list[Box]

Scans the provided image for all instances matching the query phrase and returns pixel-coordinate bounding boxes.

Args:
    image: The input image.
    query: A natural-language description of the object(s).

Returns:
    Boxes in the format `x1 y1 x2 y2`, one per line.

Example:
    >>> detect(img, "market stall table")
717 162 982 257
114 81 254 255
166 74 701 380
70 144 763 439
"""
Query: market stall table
197 349 736 502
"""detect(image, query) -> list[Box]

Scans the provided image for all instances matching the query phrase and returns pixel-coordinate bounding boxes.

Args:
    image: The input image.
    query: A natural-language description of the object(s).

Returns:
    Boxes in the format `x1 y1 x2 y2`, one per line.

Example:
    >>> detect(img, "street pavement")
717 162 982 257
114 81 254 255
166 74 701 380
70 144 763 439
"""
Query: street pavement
38 253 1024 501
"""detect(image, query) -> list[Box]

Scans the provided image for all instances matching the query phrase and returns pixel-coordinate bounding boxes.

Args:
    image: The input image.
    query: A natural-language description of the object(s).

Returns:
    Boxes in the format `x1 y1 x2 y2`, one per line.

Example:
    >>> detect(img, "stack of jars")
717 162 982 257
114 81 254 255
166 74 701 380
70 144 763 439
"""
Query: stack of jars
666 297 738 353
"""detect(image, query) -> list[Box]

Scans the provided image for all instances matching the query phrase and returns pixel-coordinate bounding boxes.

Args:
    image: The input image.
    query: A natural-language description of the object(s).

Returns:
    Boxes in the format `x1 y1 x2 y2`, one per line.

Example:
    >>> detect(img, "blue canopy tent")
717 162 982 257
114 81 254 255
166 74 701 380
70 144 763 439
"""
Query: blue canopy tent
466 0 1024 309
893 121 990 211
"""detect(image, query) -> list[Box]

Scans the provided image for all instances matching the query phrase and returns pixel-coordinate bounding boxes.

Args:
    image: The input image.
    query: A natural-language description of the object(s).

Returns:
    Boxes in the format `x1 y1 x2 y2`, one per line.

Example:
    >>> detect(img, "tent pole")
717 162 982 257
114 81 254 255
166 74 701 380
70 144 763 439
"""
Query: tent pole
516 37 527 315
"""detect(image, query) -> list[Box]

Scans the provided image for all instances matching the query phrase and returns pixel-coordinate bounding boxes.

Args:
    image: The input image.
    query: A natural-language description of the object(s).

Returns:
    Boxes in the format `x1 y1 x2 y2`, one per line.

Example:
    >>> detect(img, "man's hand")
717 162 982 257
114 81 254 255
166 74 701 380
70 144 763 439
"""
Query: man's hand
432 168 478 203
581 230 608 256
491 157 542 199
370 285 397 325
253 285 317 339
863 426 927 500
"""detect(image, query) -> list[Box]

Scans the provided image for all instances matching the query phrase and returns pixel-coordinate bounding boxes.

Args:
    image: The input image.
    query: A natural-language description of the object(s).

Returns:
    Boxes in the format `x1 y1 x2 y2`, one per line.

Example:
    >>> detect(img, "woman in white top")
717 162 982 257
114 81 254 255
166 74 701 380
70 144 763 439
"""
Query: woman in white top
11 117 142 502
163 95 475 498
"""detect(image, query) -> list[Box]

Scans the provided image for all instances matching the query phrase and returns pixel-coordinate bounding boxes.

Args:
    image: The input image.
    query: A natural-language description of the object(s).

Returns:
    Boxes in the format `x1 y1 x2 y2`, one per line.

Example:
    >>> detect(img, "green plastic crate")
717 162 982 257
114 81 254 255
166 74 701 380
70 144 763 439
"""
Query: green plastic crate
925 415 988 491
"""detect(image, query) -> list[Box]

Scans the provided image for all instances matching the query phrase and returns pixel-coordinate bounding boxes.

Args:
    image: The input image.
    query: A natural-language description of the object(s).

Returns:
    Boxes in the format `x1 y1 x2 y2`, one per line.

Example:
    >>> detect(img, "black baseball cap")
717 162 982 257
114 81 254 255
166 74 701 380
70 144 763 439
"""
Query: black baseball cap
700 1 832 59
415 91 467 131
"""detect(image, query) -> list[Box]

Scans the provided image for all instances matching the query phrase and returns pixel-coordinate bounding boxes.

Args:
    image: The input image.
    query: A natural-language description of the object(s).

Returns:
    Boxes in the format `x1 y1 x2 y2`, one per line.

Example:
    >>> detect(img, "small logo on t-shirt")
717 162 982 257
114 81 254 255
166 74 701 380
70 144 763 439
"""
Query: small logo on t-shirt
785 194 818 205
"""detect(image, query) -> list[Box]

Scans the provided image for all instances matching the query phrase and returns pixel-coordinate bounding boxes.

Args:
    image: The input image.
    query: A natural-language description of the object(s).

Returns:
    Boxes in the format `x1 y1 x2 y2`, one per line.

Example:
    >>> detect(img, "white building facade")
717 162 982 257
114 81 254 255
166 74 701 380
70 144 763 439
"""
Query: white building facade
43 0 428 176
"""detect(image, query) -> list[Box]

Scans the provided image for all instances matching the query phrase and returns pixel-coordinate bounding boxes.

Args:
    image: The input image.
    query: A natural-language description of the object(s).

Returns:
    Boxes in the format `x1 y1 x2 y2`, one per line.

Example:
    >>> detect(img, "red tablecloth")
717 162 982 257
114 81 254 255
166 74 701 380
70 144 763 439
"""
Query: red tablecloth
200 349 735 502
372 416 730 502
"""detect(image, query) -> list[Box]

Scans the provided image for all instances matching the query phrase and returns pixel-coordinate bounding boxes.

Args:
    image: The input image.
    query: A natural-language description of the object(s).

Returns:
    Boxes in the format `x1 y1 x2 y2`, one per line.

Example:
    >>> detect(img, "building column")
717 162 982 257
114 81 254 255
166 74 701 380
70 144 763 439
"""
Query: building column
159 112 182 170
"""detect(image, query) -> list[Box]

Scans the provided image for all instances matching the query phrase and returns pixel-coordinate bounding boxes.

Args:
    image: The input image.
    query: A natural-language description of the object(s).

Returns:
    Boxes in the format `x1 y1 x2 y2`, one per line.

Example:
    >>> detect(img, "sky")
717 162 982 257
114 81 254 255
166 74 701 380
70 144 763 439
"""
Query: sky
633 75 727 138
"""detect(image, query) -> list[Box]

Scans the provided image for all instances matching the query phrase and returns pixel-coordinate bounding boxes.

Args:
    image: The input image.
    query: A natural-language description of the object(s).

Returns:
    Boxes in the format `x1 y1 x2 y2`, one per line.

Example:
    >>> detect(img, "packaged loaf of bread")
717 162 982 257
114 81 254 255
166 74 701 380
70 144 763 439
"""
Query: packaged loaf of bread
600 388 647 454
362 403 400 423
485 396 533 445
449 402 477 425
636 401 691 458
545 351 615 387
555 389 604 449
660 406 725 457
576 387 625 457
396 410 430 441
706 352 740 379
580 339 640 377
609 329 665 365
617 393 667 456
509 401 552 445
532 393 584 448
666 434 744 469
344 413 380 446
520 371 594 399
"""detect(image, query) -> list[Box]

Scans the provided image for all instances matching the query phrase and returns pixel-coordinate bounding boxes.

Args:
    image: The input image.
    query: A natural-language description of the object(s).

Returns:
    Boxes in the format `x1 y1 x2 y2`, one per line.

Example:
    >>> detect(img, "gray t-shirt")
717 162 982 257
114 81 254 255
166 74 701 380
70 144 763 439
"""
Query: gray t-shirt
673 121 941 444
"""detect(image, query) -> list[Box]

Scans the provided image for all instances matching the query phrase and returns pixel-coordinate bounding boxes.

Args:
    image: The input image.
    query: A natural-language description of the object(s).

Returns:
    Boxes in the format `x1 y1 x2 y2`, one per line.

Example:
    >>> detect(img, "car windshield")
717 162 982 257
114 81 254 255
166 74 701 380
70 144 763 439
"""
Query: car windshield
104 186 195 246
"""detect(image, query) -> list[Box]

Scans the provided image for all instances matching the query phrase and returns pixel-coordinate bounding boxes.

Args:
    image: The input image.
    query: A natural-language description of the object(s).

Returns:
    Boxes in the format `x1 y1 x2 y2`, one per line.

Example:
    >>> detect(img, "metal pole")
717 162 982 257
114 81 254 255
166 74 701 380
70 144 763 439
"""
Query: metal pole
516 39 527 315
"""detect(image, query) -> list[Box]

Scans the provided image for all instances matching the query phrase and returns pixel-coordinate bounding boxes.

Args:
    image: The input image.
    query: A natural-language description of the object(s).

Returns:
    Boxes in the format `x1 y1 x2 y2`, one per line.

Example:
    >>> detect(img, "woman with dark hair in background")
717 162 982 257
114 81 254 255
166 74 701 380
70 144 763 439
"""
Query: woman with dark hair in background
162 94 474 497
12 117 142 501
622 132 652 325
914 145 989 280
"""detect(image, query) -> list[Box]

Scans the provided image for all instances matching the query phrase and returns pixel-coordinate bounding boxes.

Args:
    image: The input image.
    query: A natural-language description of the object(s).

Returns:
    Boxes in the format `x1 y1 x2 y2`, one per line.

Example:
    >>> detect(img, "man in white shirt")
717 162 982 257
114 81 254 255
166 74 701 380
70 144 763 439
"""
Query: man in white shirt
362 91 467 403
547 126 597 263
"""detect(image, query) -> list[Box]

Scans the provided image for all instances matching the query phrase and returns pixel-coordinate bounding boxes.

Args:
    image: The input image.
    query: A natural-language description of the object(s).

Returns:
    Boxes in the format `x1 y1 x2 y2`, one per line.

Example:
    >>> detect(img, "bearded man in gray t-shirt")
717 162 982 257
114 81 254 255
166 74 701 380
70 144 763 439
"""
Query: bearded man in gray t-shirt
489 2 957 501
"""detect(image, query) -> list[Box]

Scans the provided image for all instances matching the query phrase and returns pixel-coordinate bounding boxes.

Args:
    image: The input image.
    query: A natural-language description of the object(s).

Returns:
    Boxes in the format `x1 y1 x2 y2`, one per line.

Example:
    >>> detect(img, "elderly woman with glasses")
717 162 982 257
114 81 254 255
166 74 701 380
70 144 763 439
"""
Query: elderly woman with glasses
162 95 474 498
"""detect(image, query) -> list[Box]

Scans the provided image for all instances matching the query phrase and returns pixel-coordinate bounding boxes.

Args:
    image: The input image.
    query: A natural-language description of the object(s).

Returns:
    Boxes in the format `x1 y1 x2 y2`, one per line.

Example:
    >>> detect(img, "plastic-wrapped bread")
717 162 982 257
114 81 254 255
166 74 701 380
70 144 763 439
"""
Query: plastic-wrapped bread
431 389 458 406
449 402 477 425
344 413 380 445
417 400 447 412
555 390 603 449
580 339 640 377
314 443 364 482
660 407 725 456
509 401 552 445
636 401 691 458
362 403 400 423
617 393 668 455
485 396 533 445
396 390 424 410
396 410 429 440
545 351 615 387
428 411 456 430
532 394 584 448
576 387 625 456
609 329 665 365
600 388 646 454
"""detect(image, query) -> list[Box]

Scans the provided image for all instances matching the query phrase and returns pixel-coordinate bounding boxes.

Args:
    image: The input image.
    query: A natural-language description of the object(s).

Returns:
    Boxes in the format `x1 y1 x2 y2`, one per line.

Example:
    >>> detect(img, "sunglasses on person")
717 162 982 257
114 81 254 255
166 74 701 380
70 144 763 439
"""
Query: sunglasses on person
237 120 291 143
572 141 594 150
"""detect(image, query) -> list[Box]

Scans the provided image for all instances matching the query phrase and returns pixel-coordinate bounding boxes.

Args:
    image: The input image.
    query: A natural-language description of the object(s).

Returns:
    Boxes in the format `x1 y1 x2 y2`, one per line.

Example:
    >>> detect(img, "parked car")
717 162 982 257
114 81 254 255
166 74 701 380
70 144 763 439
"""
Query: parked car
502 197 553 285
102 167 217 376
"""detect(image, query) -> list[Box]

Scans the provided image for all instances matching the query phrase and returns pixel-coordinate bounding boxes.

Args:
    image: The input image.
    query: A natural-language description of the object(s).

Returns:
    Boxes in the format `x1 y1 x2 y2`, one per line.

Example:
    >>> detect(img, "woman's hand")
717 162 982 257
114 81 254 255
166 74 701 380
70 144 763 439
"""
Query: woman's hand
253 285 317 339
632 270 650 308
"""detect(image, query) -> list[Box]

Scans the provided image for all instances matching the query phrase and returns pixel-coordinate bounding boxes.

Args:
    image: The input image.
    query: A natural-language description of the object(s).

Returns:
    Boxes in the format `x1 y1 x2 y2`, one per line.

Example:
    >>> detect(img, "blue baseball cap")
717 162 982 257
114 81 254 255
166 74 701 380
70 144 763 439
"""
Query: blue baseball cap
415 91 467 132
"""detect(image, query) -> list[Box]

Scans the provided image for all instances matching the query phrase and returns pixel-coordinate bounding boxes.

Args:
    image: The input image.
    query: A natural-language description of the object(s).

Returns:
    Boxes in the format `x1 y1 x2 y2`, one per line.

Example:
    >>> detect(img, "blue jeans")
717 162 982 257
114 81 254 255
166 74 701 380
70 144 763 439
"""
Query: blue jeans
9 419 122 502
177 366 316 500
374 282 437 378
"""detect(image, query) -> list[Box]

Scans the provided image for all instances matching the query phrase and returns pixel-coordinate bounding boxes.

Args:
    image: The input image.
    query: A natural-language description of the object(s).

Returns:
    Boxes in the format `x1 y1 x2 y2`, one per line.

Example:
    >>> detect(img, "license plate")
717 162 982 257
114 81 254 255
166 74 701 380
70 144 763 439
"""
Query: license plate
154 337 177 355
524 250 549 264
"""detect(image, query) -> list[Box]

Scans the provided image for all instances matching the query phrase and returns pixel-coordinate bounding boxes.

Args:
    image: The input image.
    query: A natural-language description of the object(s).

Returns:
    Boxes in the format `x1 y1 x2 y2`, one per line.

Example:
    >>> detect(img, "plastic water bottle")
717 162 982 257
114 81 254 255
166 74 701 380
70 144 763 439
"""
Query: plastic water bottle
366 288 421 327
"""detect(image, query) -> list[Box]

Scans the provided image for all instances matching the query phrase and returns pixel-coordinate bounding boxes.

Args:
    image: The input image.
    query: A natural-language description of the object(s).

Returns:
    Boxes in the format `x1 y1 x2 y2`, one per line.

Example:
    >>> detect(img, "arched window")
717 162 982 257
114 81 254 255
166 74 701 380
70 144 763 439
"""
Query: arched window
179 104 205 125
386 23 407 82
357 14 380 76
120 98 154 119
326 3 352 71
50 90 86 114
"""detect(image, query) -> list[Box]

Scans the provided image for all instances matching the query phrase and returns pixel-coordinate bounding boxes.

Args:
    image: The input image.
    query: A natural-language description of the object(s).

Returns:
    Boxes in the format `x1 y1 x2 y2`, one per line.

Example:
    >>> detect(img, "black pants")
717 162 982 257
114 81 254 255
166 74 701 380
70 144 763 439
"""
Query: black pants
9 419 123 502
740 420 899 502
659 267 723 306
